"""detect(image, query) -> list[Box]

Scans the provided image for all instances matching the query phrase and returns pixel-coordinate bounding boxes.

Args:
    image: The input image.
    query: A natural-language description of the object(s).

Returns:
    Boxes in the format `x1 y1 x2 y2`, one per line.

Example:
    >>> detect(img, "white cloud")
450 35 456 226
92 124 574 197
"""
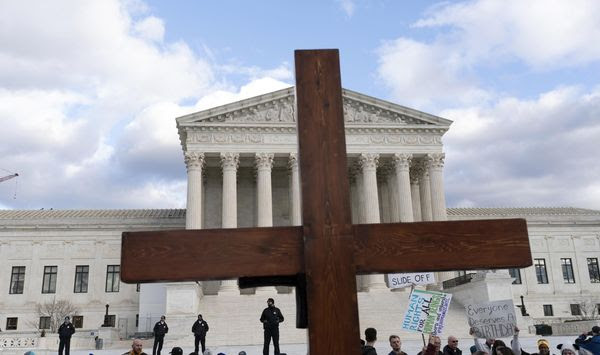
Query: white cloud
376 37 490 108
414 0 600 68
376 0 600 109
133 16 165 43
0 0 293 209
443 86 600 208
336 0 355 18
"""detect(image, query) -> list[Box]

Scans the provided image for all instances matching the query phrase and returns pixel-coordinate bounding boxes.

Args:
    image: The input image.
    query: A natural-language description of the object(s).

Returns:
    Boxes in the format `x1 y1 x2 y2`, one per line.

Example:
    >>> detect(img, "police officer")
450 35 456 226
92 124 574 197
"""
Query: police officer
152 315 168 355
260 298 284 355
191 314 209 354
58 316 76 355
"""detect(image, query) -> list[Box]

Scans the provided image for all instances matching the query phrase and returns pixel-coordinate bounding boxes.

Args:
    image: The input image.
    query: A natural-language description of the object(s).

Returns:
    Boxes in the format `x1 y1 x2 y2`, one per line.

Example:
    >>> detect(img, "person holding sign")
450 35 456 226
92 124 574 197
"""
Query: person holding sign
470 327 495 355
419 335 443 355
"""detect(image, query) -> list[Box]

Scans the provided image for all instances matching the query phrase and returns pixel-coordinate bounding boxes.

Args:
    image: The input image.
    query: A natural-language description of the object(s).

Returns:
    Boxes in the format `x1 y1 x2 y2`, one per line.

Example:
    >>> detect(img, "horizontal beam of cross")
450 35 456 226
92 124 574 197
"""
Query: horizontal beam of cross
121 218 530 283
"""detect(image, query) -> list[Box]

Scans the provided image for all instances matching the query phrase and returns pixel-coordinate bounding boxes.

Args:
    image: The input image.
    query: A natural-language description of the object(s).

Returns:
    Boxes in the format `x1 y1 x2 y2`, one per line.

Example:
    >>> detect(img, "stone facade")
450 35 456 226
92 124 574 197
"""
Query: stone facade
1 88 600 347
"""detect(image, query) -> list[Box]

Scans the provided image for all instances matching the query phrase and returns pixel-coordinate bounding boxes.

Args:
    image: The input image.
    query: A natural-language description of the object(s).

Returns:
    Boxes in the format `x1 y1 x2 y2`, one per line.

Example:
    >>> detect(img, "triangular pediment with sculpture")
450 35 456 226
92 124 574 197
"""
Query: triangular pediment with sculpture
176 87 452 128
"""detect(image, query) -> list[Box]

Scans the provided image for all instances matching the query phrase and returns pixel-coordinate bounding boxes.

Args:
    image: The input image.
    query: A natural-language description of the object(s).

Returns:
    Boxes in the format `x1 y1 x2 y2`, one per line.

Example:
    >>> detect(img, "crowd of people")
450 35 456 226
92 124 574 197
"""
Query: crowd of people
16 300 599 355
359 325 600 355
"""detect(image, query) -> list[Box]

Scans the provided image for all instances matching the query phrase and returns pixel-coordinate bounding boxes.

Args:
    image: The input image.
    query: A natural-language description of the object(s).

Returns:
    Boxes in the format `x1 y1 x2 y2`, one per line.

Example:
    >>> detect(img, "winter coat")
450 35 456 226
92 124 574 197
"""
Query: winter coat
153 321 169 337
192 319 209 337
58 322 75 338
260 306 284 329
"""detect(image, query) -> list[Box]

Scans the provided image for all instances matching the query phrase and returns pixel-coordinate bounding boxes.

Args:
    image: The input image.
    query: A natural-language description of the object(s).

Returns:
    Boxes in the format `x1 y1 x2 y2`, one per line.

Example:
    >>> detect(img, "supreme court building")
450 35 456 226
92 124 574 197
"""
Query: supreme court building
1 87 599 347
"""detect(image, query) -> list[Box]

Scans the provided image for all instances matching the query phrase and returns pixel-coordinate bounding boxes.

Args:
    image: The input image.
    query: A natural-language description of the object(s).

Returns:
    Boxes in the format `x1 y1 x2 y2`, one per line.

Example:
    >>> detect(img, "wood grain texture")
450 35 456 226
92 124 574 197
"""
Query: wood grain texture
120 226 303 283
121 219 531 283
295 49 360 355
353 218 532 273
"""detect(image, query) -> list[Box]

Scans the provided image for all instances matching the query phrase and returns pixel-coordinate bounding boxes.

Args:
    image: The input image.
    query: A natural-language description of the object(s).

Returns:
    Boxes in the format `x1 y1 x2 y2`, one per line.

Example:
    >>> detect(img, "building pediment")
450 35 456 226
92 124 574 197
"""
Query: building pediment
176 87 452 128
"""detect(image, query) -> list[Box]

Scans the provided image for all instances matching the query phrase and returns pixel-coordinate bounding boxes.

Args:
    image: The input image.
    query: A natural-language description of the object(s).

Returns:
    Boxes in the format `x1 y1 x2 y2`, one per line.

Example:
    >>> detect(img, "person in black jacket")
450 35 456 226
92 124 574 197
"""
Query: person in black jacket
152 315 168 355
362 328 378 355
260 298 284 355
191 314 209 354
58 316 75 355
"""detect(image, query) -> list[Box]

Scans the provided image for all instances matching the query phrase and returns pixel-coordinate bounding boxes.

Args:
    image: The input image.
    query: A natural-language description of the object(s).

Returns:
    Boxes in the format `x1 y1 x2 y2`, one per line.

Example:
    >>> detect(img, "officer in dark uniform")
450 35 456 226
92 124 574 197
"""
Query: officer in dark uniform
260 298 284 355
191 314 209 354
152 315 169 355
58 316 76 355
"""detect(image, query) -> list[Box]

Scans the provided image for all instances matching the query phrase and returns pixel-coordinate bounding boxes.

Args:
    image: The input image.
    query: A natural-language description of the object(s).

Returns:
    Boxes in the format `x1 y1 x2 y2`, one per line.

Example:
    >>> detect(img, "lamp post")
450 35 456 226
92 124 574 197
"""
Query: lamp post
519 295 529 316
102 304 111 327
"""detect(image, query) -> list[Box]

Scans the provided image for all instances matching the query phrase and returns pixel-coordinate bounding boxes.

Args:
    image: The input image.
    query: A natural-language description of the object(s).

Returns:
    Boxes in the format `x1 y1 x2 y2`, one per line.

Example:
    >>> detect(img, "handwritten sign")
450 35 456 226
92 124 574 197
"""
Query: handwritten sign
386 272 436 289
465 299 517 338
402 289 452 335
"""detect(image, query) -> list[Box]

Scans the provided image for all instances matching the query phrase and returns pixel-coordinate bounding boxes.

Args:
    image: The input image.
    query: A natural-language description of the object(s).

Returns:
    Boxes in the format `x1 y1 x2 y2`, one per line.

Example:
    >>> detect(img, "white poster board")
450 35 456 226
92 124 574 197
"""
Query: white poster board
401 289 452 335
465 299 517 338
386 272 436 289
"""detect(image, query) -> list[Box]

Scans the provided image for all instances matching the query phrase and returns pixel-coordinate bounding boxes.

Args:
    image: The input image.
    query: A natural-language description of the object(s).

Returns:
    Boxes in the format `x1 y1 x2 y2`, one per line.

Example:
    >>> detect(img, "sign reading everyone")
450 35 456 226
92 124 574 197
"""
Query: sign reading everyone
465 299 517 338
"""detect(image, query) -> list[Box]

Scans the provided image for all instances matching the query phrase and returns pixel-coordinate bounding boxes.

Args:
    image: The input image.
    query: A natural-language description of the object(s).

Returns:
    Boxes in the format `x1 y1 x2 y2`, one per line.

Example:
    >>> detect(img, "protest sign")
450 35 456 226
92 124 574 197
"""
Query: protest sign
386 272 436 289
401 289 452 335
465 299 517 338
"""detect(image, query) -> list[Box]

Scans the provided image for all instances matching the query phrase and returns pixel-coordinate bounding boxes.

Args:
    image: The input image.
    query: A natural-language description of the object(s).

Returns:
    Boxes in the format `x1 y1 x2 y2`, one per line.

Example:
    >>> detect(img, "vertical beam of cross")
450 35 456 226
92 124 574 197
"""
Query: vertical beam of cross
295 49 360 354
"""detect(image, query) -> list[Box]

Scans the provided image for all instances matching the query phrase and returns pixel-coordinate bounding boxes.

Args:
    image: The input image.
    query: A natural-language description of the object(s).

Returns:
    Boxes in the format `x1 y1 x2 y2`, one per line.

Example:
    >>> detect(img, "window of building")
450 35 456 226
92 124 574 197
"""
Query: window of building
72 315 83 328
136 314 139 327
39 316 51 329
104 315 116 327
105 265 120 292
42 266 58 294
570 304 582 316
136 283 140 292
74 265 89 293
543 304 553 316
509 268 522 284
534 258 549 284
561 258 576 283
587 258 600 283
6 317 18 330
9 266 26 294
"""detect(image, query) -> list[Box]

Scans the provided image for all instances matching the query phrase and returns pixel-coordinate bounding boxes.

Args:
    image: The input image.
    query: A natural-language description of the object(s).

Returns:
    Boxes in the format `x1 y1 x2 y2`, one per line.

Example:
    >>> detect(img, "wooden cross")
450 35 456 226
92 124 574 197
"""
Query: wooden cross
121 49 532 355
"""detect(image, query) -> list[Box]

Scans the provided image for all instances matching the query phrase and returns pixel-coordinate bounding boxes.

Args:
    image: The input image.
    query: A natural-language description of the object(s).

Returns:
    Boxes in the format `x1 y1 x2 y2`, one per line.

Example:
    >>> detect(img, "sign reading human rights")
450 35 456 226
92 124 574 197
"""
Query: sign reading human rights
386 272 436 289
402 289 452 335
465 299 517 338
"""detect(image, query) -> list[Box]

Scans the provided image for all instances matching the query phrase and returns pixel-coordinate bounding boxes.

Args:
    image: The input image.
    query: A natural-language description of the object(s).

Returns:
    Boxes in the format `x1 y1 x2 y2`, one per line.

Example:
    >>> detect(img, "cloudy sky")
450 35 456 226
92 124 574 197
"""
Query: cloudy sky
1 0 599 210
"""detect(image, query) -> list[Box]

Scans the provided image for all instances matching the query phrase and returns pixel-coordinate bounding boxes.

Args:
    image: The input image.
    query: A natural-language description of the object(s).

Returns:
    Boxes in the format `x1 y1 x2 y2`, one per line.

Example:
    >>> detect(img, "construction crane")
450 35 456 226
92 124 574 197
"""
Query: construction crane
0 173 18 183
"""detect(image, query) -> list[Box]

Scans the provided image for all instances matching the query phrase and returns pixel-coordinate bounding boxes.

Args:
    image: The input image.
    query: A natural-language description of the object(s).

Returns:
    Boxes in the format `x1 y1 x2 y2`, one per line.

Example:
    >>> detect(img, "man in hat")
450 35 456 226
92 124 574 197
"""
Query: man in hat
58 316 75 355
260 298 284 355
575 325 600 354
169 347 183 355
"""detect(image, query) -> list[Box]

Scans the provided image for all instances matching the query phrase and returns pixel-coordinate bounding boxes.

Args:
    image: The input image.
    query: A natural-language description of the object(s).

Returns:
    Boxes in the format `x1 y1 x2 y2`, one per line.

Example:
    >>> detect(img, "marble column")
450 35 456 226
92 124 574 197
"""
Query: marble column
255 153 276 293
393 153 414 222
288 153 301 226
359 153 386 290
427 153 454 284
377 167 391 223
410 169 422 221
418 160 433 222
427 153 447 221
219 152 240 293
388 164 401 223
184 152 204 229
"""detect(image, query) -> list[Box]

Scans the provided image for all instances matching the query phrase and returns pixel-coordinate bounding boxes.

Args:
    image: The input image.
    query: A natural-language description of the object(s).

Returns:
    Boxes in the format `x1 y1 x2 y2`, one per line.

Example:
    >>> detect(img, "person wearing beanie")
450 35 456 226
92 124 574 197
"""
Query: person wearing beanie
533 339 550 355
556 344 576 355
